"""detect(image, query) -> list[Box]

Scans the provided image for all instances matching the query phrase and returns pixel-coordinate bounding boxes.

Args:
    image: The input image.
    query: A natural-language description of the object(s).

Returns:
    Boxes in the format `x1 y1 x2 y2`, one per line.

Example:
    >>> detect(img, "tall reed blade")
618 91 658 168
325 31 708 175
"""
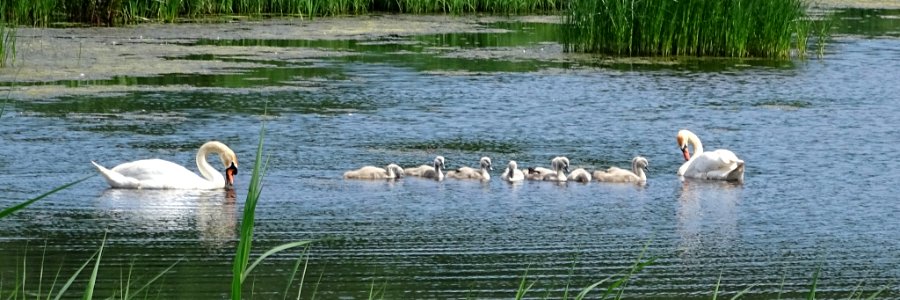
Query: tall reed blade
231 123 269 299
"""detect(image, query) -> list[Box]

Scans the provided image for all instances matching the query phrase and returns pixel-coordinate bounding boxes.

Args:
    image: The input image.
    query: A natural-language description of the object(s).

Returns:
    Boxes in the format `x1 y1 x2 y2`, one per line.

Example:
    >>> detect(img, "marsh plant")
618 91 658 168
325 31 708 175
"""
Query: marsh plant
2 0 562 25
562 0 824 58
0 21 15 68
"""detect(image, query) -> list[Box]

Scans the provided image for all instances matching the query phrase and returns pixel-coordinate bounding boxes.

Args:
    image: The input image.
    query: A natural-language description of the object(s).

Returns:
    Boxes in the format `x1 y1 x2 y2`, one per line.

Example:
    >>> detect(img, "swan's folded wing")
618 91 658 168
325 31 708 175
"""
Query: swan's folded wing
403 165 434 177
687 151 744 181
92 161 142 189
447 167 481 179
110 159 195 181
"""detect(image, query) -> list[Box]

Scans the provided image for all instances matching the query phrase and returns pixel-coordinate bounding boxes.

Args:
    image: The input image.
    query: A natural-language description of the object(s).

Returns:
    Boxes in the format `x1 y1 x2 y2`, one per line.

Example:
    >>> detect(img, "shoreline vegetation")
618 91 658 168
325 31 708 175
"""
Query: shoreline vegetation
562 0 823 58
0 0 564 26
1 0 832 59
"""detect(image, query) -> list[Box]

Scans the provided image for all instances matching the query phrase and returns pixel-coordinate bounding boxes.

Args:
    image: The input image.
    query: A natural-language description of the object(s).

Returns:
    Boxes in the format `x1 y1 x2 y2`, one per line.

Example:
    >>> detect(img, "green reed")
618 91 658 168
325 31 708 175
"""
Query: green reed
563 0 818 58
231 123 314 299
0 21 15 68
3 0 562 26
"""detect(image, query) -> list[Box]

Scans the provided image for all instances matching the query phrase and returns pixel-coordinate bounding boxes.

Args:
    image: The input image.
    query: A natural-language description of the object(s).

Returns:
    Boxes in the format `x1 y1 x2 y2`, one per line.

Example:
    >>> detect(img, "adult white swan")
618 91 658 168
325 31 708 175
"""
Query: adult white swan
92 141 239 189
676 130 744 182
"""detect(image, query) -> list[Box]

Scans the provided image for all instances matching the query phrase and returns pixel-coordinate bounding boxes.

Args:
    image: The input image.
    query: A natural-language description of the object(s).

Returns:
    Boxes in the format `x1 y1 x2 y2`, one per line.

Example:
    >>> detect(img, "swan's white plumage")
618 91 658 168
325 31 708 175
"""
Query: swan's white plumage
677 130 744 182
403 165 433 177
407 156 446 181
92 141 238 190
501 160 525 182
594 156 649 183
344 164 404 179
525 166 554 180
542 156 570 182
447 157 492 181
567 168 592 183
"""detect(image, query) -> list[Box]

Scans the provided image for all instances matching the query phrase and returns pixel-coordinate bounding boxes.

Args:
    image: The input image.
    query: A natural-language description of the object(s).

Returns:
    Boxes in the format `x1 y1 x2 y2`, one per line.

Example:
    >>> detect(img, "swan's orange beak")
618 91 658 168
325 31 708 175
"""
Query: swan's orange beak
225 162 238 188
677 134 690 161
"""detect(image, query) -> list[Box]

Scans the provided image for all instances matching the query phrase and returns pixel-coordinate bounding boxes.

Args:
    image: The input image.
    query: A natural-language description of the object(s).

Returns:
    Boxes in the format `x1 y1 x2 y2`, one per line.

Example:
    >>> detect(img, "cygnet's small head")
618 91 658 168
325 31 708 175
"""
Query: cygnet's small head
551 156 570 173
434 156 446 170
507 160 518 170
387 163 405 178
480 157 493 171
633 156 649 171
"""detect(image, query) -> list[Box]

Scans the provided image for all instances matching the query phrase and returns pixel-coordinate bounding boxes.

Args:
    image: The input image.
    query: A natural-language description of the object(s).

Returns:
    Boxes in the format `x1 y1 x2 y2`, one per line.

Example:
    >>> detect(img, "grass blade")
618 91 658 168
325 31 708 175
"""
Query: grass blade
242 241 314 282
713 270 723 300
574 272 618 300
731 284 757 300
283 246 310 300
231 123 268 299
0 176 92 219
807 265 821 300
123 259 182 300
514 267 536 300
777 271 786 300
53 249 99 300
83 233 107 300
863 287 887 299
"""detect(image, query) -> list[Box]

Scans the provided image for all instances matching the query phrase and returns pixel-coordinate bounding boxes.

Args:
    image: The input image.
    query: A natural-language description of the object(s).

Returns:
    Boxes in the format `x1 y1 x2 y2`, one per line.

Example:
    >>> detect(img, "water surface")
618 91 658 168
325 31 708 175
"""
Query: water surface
2 11 900 299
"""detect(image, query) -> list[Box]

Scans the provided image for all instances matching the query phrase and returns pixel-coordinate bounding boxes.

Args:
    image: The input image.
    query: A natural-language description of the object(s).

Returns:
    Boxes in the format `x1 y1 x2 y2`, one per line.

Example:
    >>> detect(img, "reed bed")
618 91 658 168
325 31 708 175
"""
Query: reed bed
1 0 563 26
562 0 814 58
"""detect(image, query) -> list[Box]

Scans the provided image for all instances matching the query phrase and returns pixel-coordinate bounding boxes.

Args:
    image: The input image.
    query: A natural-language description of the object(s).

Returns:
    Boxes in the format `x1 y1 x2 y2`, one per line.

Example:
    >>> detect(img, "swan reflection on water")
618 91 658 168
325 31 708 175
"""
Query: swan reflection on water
675 179 743 257
95 188 236 249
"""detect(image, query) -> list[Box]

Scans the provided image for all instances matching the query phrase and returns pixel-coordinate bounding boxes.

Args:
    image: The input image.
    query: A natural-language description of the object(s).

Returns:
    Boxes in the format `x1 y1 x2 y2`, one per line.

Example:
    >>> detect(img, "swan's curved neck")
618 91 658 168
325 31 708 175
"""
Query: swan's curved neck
386 165 400 178
687 132 704 156
632 161 646 181
433 160 444 180
196 144 226 185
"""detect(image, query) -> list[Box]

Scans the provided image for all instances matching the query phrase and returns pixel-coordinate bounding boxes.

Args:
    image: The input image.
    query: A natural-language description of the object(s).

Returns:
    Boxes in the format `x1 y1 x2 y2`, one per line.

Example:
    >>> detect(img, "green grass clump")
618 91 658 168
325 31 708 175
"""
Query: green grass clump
563 0 821 58
0 21 15 68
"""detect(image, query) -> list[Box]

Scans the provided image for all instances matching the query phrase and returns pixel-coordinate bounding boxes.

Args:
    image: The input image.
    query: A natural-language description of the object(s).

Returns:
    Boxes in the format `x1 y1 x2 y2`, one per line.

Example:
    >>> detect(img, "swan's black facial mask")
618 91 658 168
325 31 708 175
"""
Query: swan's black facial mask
225 162 238 187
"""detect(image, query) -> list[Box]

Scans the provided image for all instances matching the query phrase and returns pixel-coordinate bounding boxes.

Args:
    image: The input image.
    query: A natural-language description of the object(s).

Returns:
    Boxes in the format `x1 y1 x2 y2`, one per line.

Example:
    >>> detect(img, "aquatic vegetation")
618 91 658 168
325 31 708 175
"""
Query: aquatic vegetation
0 176 90 218
0 21 14 68
397 137 523 153
2 0 562 26
754 99 813 109
562 0 823 58
231 124 314 299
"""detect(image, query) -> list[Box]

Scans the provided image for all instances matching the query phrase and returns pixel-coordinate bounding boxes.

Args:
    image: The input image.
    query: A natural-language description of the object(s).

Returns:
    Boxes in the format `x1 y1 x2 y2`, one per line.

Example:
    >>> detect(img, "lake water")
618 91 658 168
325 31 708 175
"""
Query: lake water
2 9 900 299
